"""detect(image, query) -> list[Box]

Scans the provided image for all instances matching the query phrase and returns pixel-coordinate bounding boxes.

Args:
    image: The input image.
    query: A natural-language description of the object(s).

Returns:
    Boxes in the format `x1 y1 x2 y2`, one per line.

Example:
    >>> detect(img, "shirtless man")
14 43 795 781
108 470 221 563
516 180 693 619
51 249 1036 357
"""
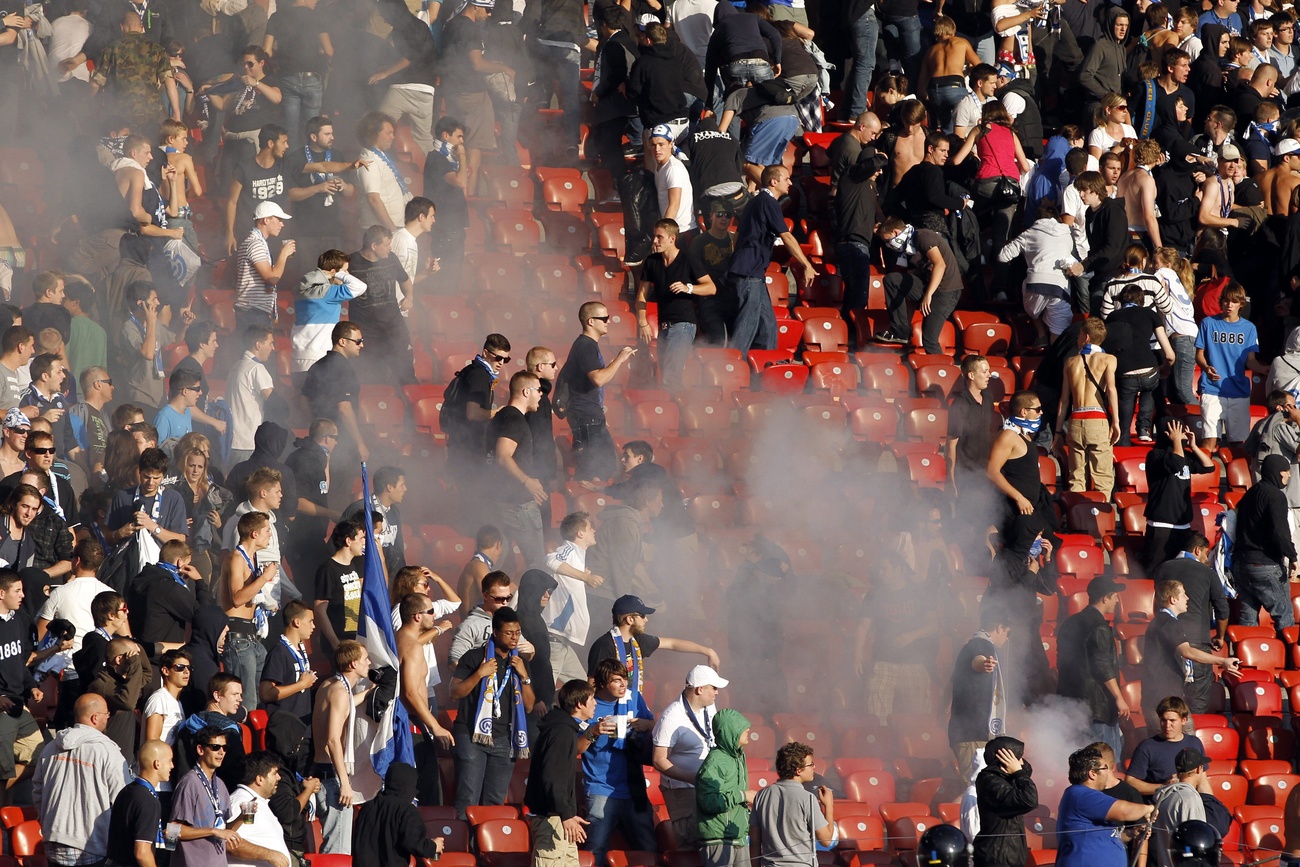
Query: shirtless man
312 640 376 853
1199 147 1245 231
1055 318 1121 498
1117 140 1164 249
1139 4 1179 69
1260 139 1300 216
223 511 277 709
157 119 202 211
396 592 456 806
456 525 505 617
889 100 930 188
918 15 981 131
113 134 185 244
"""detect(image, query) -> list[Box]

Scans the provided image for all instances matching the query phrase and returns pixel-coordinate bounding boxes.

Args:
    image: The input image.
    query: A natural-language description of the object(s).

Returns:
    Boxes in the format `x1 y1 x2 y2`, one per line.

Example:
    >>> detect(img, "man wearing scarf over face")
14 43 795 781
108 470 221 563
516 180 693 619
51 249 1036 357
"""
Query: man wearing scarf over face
874 216 963 352
449 607 534 820
986 390 1061 705
1157 139 1208 257
352 763 445 867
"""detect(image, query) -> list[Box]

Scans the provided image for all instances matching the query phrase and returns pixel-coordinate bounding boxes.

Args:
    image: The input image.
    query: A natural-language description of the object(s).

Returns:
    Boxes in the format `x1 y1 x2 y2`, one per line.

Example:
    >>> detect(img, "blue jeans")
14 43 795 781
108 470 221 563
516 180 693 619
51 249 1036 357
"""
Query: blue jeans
222 632 267 711
730 275 777 358
882 14 923 78
721 60 775 137
583 794 657 867
847 8 880 118
928 79 967 131
1237 562 1296 631
278 72 323 144
314 772 353 853
453 731 516 818
1169 334 1197 406
1084 722 1123 766
658 321 697 389
532 44 583 147
836 240 874 321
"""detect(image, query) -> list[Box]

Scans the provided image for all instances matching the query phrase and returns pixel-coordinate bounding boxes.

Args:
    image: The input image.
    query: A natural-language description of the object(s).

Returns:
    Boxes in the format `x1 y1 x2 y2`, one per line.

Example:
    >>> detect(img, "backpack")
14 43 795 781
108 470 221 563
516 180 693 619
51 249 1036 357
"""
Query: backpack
439 366 472 438
551 371 572 420
1211 508 1239 600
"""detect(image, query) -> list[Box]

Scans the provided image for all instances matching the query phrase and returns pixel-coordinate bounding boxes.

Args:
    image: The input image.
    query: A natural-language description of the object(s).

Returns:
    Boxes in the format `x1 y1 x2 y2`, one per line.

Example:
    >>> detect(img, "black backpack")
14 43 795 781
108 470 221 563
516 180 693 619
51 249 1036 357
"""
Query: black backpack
439 366 472 438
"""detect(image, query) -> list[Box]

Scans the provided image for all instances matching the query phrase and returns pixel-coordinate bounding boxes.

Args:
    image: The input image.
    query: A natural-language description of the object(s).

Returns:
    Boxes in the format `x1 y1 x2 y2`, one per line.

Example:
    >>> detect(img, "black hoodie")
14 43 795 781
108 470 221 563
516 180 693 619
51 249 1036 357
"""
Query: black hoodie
180 604 230 715
225 422 299 521
1236 453 1297 567
974 736 1037 867
1156 139 1202 252
284 434 331 575
1192 25 1231 125
524 707 582 819
628 41 689 127
266 711 312 852
353 763 442 867
518 569 559 708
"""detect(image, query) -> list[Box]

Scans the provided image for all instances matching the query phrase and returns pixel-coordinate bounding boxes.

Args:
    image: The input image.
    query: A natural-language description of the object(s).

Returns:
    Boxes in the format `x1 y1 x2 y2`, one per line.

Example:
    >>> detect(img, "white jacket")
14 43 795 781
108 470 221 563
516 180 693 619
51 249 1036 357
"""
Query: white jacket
997 218 1076 290
33 725 131 861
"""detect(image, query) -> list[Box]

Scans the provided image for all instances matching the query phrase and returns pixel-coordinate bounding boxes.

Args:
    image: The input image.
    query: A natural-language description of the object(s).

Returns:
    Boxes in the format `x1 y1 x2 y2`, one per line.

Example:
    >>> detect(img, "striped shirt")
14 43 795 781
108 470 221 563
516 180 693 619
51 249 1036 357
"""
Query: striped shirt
235 229 275 314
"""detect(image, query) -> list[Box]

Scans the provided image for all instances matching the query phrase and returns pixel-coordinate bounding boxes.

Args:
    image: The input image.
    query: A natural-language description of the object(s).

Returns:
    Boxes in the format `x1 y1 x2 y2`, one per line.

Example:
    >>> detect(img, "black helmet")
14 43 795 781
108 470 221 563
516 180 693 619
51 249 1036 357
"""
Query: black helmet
1169 820 1222 864
916 824 971 867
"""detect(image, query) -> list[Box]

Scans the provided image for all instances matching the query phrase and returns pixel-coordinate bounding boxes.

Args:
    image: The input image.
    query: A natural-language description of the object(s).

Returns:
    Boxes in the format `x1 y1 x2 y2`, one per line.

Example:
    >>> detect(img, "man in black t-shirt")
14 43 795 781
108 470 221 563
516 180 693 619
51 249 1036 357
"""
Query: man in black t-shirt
226 125 291 257
264 0 329 143
441 0 509 197
636 221 715 391
424 118 470 292
688 206 738 346
107 739 171 866
302 322 366 465
682 117 745 213
876 218 963 354
447 334 510 495
1141 580 1241 727
1103 283 1176 446
259 599 317 722
587 594 719 675
284 117 362 259
487 371 546 570
557 303 635 481
347 225 415 387
311 519 365 651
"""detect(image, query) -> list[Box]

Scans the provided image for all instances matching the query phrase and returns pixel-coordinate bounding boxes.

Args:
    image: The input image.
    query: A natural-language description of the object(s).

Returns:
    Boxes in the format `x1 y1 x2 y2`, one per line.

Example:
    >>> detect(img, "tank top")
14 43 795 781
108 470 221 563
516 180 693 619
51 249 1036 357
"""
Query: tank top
976 124 1018 181
1001 438 1041 502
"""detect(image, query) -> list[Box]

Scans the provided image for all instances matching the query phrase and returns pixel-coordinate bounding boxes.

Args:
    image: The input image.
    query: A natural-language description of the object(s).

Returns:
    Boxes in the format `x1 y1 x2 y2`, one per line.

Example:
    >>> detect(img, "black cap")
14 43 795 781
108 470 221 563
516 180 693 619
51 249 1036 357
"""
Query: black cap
1087 575 1125 601
1175 747 1208 775
612 595 656 618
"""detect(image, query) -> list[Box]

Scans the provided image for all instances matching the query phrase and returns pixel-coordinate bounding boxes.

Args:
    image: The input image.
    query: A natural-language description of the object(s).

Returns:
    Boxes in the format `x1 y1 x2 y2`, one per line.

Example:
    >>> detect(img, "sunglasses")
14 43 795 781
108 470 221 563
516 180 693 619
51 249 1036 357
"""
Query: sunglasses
1115 105 1129 111
589 315 611 323
169 663 191 672
184 386 202 393
487 594 513 604
95 378 113 387
202 743 228 751
243 60 258 67
26 447 55 455
487 352 510 364
343 337 364 345
423 607 437 615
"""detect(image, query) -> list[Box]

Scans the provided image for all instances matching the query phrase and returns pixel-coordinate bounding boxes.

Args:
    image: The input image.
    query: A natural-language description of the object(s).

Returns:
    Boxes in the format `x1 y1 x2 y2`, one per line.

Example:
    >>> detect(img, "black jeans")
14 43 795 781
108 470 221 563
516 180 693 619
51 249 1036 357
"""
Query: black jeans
883 274 960 353
570 416 619 480
1117 368 1160 446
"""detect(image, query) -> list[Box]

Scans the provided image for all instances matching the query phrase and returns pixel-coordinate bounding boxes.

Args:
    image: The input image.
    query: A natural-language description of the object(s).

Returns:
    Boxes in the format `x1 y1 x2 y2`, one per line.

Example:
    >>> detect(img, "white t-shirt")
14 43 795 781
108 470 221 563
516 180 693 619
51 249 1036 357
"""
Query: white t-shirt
48 15 91 83
952 94 991 133
36 575 115 674
1060 182 1090 258
1088 123 1136 155
655 155 695 233
226 787 290 867
357 148 413 229
391 227 419 280
143 687 185 791
234 229 274 314
544 542 590 646
390 598 459 689
652 693 716 789
229 351 274 451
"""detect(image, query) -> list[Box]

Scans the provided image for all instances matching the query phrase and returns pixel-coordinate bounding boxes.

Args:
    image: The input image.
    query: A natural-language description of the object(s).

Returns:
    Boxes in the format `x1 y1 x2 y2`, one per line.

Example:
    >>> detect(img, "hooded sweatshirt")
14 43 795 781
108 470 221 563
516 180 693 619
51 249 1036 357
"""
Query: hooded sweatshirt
997 218 1076 291
628 41 689 127
32 724 131 863
225 421 299 523
353 763 441 867
1245 411 1300 508
291 268 367 373
181 604 230 715
1235 453 1298 566
1267 326 1300 395
449 605 494 665
973 736 1036 867
1192 25 1231 116
696 708 752 844
1079 9 1130 101
525 706 583 819
1156 139 1203 251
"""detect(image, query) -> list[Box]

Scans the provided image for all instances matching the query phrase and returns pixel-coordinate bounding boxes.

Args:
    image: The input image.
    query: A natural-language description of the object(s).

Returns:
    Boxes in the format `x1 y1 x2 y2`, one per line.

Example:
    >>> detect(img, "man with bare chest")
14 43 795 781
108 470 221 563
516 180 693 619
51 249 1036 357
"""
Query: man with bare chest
919 15 981 130
1056 318 1120 497
889 100 929 188
1116 140 1164 249
1260 138 1300 216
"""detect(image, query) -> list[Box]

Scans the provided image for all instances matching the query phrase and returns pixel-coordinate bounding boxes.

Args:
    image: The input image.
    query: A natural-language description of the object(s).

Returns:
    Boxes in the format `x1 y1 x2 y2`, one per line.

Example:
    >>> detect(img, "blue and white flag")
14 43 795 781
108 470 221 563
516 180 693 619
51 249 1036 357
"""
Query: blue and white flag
356 463 416 779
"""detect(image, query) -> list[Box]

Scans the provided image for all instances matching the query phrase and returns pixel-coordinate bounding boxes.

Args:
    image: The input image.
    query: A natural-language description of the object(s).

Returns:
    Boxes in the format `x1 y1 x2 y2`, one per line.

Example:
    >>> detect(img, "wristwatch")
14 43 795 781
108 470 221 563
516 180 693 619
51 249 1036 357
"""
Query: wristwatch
522 678 532 685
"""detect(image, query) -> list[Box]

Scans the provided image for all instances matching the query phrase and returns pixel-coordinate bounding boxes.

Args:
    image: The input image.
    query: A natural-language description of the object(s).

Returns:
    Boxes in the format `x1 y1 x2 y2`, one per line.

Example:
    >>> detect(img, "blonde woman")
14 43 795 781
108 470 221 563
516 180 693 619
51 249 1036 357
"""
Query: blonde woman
1087 94 1136 162
174 446 230 580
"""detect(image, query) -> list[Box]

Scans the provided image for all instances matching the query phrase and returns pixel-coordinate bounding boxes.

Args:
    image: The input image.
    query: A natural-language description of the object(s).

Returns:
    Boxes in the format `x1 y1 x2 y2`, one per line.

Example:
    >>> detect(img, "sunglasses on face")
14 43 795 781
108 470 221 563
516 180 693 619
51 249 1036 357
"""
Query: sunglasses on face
203 743 228 751
487 352 510 364
26 447 55 455
170 663 191 672
589 315 611 323
487 594 512 603
344 337 364 345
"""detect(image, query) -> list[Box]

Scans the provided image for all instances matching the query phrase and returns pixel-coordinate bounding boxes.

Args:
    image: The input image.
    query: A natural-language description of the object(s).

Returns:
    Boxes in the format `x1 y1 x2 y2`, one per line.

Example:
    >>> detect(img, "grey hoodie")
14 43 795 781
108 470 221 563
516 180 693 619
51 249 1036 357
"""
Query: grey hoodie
998 218 1077 291
1079 8 1130 101
1152 781 1206 867
1267 326 1300 395
33 724 131 861
449 605 494 665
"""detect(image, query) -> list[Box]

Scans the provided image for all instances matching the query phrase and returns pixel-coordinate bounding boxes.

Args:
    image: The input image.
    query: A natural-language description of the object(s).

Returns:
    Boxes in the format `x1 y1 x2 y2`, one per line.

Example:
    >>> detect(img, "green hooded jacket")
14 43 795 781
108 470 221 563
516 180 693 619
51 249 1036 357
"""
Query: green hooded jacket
695 708 751 844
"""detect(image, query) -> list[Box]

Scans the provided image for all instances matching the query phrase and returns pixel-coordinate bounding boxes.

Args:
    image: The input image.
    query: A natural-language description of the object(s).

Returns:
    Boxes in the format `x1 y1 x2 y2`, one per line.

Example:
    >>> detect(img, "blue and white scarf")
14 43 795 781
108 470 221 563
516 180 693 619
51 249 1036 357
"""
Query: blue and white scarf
368 147 408 197
471 637 530 758
432 138 461 173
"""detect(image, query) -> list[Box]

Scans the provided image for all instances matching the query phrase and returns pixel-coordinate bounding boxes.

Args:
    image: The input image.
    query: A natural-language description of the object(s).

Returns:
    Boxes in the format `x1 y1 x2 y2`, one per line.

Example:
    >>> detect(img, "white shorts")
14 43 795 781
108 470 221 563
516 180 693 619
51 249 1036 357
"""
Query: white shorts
1023 288 1073 335
1200 393 1250 441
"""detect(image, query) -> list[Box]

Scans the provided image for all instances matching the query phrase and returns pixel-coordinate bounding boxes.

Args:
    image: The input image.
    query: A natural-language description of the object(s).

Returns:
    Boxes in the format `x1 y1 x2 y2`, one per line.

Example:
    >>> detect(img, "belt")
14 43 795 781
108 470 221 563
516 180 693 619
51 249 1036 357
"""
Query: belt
312 762 338 779
730 57 769 64
227 617 258 636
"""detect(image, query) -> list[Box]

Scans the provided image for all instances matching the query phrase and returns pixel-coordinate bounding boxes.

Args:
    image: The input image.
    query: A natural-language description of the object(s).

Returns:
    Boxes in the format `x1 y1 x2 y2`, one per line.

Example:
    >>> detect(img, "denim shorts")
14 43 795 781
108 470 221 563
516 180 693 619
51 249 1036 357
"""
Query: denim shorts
744 114 800 166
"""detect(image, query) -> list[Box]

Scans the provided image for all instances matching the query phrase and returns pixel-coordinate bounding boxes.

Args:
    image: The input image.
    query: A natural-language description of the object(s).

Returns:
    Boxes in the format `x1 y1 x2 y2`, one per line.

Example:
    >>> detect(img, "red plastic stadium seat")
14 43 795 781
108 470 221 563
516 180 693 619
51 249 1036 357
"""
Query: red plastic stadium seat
488 209 541 254
475 819 531 867
423 818 471 852
886 815 939 851
11 821 41 859
1056 542 1105 581
1199 727 1240 762
835 816 886 851
631 400 681 437
541 175 590 212
1209 774 1249 811
847 397 897 441
809 361 860 393
1243 817 1286 855
466 806 519 825
859 359 911 400
913 364 961 400
1233 681 1284 716
844 771 897 813
678 391 732 437
759 364 810 394
902 407 948 443
1237 637 1286 675
902 453 946 489
962 322 1012 356
1115 457 1150 494
700 355 750 397
305 856 352 867
479 165 534 207
802 317 850 352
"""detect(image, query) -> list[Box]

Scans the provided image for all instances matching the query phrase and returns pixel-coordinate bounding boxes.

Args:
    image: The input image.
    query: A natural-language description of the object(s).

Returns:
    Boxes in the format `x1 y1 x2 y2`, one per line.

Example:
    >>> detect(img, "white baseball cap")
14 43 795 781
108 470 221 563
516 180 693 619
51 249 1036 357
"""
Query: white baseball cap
1276 138 1300 157
686 665 729 689
253 201 292 221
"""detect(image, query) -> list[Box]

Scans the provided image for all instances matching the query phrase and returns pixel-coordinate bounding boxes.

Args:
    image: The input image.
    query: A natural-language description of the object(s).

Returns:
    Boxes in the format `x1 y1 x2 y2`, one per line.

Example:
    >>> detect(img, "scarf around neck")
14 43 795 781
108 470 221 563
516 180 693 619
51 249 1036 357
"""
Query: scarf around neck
471 637 530 759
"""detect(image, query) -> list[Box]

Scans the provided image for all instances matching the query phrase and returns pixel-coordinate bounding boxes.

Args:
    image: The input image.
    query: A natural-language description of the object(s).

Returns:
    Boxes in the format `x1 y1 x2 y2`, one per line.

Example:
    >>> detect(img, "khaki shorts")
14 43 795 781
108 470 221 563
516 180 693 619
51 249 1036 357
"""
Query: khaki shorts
529 814 579 867
447 91 497 151
0 708 42 779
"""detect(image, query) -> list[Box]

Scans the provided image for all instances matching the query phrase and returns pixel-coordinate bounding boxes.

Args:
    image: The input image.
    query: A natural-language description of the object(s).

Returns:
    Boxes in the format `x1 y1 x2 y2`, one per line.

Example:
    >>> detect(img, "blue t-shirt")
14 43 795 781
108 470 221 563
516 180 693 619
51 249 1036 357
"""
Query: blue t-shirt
1057 785 1126 867
1198 10 1242 36
153 404 194 444
728 190 786 280
1127 733 1206 784
580 692 653 799
1195 315 1258 399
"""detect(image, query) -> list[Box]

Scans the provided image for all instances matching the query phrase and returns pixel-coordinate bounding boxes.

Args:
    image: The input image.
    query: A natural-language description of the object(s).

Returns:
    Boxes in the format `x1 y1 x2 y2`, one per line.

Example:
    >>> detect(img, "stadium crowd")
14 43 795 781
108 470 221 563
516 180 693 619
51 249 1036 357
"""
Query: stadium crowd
14 0 1300 863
